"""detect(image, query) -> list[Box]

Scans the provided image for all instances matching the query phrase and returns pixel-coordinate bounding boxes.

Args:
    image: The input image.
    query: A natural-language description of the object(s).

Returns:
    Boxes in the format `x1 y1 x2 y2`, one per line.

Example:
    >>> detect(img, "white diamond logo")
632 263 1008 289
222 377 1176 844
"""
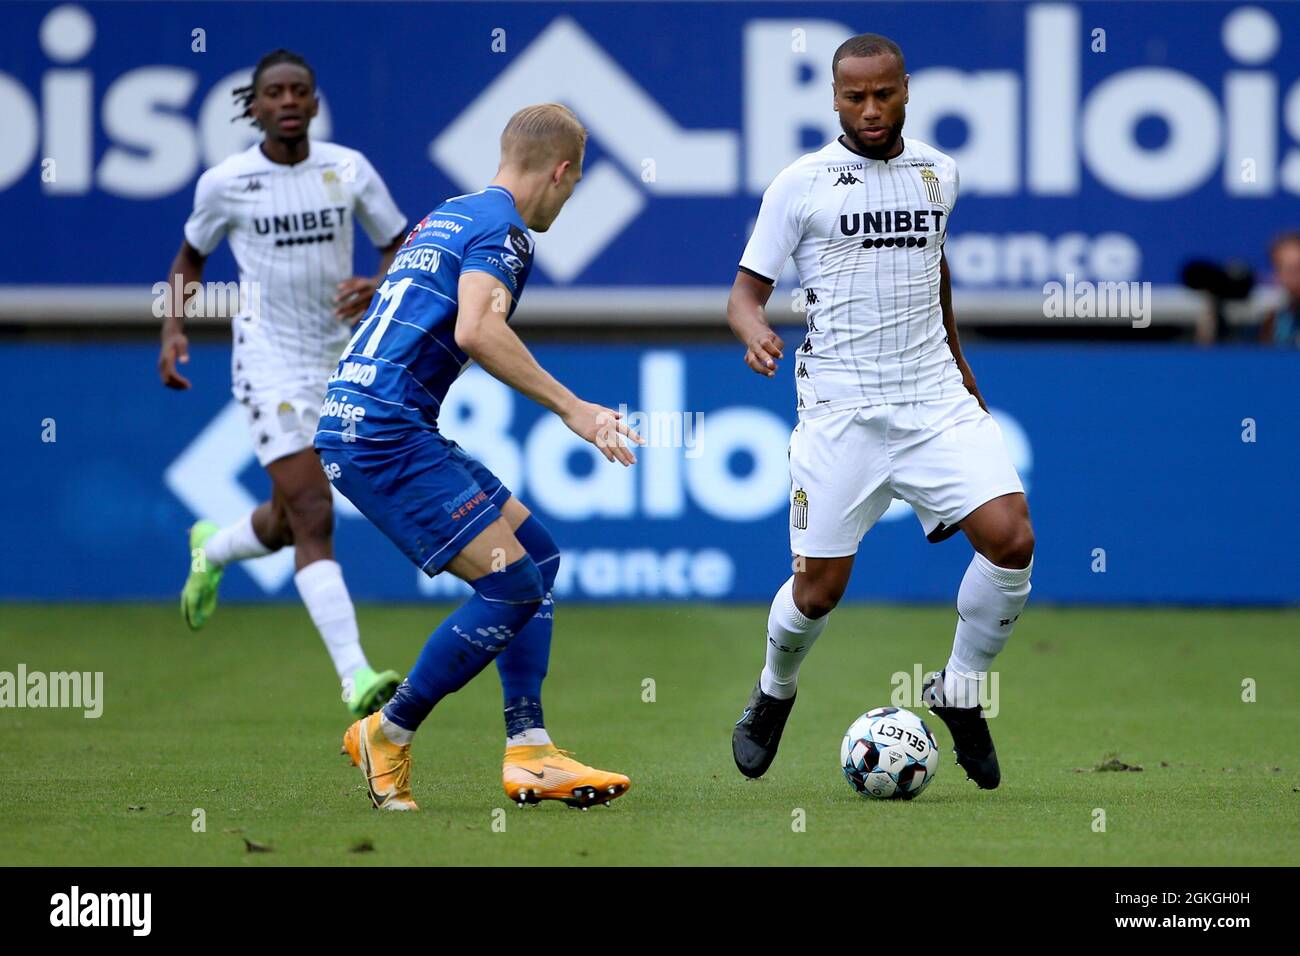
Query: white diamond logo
430 16 738 283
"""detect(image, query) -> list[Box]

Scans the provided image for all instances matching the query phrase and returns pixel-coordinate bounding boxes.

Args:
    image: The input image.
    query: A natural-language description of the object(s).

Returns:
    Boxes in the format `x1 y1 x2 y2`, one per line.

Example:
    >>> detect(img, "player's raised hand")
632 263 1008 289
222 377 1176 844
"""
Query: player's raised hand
744 330 784 377
159 325 192 390
562 400 645 466
334 277 378 322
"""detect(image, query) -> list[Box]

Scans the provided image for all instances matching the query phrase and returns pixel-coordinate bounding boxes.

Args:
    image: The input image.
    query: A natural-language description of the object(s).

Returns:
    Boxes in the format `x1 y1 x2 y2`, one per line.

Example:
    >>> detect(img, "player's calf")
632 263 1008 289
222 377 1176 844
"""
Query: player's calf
928 543 1033 791
281 488 335 562
733 574 832 780
381 556 545 737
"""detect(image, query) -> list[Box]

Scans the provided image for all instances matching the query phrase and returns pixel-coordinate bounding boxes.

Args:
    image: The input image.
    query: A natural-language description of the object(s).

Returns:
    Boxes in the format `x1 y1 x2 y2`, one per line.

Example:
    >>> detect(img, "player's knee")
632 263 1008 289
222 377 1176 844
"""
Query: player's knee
471 555 546 637
472 555 545 605
284 488 334 542
793 578 844 620
515 515 560 593
989 524 1035 569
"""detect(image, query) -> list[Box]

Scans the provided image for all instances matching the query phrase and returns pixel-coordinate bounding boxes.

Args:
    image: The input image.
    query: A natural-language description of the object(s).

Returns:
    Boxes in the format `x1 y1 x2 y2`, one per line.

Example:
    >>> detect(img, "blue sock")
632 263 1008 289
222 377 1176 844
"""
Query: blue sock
384 555 544 732
497 516 559 738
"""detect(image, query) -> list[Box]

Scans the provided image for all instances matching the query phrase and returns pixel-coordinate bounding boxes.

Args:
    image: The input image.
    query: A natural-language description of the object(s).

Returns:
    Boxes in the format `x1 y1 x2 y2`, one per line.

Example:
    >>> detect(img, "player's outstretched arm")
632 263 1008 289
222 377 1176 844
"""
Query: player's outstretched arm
939 251 987 412
158 240 207 390
727 270 784 378
454 271 643 466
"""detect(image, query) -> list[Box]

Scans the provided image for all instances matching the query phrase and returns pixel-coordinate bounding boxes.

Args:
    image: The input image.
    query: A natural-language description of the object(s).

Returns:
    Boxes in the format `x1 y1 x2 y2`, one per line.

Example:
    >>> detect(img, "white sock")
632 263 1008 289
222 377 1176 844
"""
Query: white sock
294 559 368 681
203 512 274 568
380 713 413 746
759 576 829 700
945 554 1032 707
506 728 553 748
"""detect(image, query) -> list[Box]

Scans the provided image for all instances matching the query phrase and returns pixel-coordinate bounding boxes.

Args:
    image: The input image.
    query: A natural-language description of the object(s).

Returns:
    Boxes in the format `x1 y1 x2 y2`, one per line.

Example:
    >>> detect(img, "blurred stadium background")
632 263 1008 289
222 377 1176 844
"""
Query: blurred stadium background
2 0 1297 609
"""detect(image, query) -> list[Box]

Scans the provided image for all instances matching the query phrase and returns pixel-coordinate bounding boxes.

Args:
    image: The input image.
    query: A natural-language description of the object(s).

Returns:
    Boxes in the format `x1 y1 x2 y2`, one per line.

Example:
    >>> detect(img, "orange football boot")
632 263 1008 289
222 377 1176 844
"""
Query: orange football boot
342 712 418 811
503 744 631 809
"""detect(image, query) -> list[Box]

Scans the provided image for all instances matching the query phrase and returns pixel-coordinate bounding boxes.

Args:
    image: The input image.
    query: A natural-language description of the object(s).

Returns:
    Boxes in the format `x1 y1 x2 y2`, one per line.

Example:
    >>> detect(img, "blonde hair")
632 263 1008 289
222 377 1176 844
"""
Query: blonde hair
500 103 587 172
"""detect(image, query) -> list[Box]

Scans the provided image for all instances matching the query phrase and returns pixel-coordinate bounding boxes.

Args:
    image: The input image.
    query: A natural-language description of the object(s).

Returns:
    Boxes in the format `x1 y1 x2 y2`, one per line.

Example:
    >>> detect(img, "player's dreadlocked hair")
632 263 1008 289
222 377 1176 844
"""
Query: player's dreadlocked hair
231 49 316 126
832 33 905 78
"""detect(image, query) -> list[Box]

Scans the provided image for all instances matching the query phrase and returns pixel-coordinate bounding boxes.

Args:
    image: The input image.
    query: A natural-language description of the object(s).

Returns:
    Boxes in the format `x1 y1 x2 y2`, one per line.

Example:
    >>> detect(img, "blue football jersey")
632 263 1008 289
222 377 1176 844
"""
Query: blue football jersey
315 185 534 443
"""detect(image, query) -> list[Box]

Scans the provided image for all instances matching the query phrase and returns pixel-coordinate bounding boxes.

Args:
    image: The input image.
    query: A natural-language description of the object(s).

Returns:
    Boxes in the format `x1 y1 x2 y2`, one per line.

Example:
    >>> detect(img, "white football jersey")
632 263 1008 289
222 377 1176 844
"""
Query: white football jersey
740 136 966 412
184 140 407 398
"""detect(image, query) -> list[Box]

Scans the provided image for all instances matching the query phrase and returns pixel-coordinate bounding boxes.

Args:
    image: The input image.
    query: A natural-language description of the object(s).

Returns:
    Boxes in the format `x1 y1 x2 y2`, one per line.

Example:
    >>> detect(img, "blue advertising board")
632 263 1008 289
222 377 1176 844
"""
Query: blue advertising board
1 1 1299 293
4 342 1296 604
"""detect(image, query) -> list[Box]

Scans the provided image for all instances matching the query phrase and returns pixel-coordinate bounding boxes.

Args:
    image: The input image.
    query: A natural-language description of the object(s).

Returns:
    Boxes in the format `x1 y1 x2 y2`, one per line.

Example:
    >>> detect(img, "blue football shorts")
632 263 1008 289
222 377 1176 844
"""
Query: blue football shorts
317 430 511 575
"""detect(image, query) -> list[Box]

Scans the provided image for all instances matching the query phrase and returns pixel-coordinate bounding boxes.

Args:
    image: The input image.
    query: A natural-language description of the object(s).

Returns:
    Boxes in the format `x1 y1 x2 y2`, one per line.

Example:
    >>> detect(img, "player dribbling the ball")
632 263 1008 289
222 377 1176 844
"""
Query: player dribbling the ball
728 34 1035 790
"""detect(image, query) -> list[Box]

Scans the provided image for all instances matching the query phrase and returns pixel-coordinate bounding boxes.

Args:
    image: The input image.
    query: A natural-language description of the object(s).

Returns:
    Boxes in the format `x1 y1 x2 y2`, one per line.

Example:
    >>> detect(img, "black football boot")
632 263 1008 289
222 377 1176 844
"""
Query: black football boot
922 669 1001 789
732 682 797 778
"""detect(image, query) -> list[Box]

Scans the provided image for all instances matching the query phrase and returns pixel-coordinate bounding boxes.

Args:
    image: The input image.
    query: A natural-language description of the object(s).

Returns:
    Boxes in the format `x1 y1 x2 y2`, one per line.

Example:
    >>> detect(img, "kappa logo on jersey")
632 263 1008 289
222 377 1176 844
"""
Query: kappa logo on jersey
833 172 862 186
241 177 264 193
792 488 809 530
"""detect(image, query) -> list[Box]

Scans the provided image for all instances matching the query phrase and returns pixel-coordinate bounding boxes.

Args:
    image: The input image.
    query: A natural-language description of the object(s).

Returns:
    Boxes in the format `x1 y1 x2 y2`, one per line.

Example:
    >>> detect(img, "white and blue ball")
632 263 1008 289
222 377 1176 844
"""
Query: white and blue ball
840 706 940 800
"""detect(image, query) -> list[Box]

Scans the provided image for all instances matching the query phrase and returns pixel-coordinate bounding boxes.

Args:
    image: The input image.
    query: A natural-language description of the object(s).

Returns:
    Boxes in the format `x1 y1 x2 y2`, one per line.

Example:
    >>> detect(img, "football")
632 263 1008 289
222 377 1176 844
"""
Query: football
840 706 940 800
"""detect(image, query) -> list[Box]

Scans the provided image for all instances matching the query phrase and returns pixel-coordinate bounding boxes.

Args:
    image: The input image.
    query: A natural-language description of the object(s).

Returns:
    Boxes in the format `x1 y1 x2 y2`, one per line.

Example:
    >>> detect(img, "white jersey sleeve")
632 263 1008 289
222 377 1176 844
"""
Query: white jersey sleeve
349 151 406 247
183 167 229 255
942 162 960 247
739 164 809 283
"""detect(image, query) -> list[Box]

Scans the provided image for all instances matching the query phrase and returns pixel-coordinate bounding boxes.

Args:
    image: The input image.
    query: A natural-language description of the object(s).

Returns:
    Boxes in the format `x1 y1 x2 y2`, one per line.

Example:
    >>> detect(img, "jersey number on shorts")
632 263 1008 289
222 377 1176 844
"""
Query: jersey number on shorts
341 276 415 361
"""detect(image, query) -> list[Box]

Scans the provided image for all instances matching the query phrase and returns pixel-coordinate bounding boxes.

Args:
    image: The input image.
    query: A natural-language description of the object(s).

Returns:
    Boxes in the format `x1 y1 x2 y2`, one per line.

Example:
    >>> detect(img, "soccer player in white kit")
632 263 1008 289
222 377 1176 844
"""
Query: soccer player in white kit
157 50 407 717
728 34 1035 789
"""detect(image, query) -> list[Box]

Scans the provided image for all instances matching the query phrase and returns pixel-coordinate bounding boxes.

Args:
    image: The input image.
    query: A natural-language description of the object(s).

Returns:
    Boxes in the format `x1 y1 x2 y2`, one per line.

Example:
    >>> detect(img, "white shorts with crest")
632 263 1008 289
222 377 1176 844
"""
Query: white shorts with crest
788 392 1024 557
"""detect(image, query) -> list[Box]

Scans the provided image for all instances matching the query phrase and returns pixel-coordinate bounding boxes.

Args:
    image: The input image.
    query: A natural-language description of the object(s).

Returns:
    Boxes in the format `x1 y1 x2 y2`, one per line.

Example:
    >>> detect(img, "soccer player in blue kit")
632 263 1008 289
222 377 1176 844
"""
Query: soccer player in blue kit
318 104 643 811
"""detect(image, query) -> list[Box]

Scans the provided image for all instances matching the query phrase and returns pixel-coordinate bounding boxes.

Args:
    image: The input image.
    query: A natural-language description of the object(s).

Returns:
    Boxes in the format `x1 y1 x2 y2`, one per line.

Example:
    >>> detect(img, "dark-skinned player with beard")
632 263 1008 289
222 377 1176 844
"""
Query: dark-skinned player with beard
728 34 1036 791
158 50 406 717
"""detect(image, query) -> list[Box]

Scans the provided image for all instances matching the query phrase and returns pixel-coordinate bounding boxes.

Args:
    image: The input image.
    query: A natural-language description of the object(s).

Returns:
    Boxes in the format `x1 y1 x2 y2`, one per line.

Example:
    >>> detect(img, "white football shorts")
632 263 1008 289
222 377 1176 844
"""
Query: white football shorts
240 378 328 467
788 392 1024 557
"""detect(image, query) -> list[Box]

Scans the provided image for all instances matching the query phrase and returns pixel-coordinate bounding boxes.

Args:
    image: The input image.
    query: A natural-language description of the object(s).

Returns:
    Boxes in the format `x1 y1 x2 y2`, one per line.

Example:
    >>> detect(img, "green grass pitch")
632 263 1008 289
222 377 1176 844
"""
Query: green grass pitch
1 603 1296 866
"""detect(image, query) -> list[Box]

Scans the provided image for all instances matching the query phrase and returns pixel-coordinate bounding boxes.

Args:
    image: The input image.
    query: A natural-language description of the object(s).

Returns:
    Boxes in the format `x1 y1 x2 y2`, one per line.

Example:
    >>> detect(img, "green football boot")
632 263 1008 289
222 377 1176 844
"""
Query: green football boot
344 666 403 717
181 520 224 631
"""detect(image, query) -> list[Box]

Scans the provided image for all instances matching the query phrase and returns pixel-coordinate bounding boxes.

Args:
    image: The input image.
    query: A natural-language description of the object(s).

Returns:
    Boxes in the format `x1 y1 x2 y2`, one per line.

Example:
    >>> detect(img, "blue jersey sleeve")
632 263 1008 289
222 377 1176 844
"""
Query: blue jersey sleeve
461 219 535 299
